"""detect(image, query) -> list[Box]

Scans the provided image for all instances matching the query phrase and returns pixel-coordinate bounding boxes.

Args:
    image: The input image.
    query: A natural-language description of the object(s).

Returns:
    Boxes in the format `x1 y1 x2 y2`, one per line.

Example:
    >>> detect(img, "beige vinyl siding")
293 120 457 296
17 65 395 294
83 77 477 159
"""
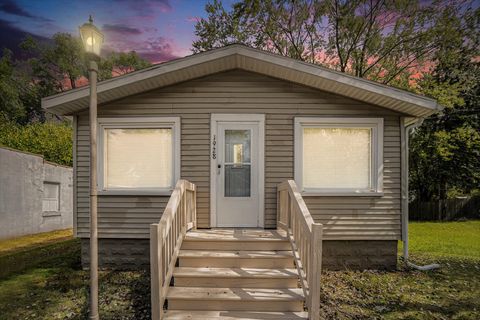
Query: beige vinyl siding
75 70 402 240
266 115 401 239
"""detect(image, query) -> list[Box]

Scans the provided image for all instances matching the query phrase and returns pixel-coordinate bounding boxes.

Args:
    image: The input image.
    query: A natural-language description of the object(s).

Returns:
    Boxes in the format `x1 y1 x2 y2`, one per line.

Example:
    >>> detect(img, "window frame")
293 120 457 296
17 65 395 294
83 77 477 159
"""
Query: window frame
97 117 180 195
42 181 61 215
294 117 384 196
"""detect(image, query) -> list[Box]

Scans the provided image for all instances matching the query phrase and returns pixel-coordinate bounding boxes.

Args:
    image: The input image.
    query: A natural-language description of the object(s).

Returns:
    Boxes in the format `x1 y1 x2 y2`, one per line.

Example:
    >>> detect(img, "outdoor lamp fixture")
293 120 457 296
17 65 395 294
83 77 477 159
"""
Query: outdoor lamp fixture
79 15 103 320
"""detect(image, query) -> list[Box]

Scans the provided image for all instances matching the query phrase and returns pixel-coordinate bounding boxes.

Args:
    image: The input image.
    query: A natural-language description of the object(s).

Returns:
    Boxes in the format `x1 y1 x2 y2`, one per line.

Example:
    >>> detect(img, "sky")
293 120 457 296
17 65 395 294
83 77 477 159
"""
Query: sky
0 0 235 63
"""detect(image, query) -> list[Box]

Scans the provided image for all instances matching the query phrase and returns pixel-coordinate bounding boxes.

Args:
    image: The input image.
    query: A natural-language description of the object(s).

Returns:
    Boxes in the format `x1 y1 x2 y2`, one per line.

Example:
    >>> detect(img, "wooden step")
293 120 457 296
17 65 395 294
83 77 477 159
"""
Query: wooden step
178 250 294 268
167 287 305 312
173 267 299 288
163 310 309 319
183 229 290 251
184 229 288 241
181 240 291 252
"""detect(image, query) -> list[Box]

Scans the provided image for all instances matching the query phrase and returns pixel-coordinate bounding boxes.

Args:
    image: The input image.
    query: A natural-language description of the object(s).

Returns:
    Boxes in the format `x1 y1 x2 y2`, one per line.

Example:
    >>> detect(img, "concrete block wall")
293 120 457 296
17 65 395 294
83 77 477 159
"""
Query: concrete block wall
0 147 73 239
81 239 150 270
80 238 397 271
322 240 397 270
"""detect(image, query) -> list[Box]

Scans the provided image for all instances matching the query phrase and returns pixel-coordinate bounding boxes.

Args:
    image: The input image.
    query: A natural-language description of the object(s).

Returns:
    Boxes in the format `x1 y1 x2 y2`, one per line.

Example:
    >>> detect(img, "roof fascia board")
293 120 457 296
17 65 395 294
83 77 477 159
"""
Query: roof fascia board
235 46 438 111
42 44 439 117
42 46 240 110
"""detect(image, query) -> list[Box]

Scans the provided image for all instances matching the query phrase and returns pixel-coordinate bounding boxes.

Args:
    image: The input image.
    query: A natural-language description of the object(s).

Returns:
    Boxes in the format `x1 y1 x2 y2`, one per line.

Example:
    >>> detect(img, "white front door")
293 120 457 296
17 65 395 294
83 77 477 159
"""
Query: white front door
211 115 264 227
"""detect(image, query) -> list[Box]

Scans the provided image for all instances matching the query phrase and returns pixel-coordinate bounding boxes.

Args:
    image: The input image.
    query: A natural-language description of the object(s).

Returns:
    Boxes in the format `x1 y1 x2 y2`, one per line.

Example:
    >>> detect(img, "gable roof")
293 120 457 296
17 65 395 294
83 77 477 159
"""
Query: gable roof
42 44 440 117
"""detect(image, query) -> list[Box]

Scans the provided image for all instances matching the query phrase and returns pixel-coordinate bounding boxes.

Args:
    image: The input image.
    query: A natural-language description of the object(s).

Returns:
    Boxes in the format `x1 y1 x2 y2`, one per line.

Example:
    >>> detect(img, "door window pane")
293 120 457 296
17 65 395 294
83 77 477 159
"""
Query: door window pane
225 165 251 197
105 128 172 189
225 130 251 197
303 128 371 189
225 130 251 163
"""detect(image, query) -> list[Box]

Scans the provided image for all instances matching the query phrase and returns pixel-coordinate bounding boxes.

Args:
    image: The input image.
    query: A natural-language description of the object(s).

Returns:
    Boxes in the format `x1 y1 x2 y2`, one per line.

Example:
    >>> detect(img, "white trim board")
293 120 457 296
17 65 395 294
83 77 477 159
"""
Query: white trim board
210 114 265 228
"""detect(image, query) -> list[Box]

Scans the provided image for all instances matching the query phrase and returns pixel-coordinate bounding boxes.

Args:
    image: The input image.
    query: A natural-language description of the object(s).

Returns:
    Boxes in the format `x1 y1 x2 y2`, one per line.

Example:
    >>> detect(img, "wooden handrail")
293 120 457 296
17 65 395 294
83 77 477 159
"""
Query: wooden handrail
150 180 197 320
277 180 323 320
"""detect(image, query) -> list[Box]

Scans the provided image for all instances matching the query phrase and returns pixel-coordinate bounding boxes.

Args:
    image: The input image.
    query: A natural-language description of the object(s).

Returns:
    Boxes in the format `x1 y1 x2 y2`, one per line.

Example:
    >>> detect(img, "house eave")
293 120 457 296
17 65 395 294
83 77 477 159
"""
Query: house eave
41 44 440 117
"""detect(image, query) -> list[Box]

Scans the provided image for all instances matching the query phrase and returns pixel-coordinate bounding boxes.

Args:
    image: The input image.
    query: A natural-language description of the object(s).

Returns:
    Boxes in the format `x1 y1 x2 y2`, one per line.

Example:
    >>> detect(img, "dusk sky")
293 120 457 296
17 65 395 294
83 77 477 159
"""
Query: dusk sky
0 0 235 63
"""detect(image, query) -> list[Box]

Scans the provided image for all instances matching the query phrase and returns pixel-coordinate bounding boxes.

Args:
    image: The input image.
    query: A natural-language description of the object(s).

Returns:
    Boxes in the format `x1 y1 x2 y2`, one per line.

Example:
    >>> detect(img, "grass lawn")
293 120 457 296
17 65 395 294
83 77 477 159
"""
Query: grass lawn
320 221 480 319
0 231 150 320
0 222 479 319
0 229 73 254
404 220 480 258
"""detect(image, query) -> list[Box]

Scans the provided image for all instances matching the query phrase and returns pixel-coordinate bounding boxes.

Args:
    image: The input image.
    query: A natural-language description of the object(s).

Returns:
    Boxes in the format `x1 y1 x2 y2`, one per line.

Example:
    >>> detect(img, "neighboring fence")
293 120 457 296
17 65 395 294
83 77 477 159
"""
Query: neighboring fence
409 196 480 221
0 147 73 239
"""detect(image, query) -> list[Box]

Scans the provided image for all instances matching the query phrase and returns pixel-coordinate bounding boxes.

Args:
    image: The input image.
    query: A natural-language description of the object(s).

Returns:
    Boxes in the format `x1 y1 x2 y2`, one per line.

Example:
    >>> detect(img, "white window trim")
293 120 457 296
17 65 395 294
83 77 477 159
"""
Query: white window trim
294 117 384 196
97 117 180 195
42 181 61 216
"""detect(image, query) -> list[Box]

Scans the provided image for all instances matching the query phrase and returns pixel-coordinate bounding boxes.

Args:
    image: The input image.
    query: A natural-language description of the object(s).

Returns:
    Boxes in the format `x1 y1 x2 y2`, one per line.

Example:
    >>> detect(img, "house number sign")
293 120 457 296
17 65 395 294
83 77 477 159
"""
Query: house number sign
212 135 217 159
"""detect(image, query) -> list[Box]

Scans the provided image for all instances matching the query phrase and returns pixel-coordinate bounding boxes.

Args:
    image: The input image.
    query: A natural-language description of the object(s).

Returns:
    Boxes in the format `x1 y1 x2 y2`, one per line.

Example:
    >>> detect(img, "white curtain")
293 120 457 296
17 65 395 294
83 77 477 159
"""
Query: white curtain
105 128 172 189
303 127 371 190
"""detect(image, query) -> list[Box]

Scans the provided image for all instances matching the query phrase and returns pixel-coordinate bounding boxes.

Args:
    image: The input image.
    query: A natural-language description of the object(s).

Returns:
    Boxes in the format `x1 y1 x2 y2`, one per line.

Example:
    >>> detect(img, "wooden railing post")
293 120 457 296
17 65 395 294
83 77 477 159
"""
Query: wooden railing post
309 223 323 320
150 223 162 320
277 189 281 226
182 183 186 230
158 217 167 318
192 185 197 229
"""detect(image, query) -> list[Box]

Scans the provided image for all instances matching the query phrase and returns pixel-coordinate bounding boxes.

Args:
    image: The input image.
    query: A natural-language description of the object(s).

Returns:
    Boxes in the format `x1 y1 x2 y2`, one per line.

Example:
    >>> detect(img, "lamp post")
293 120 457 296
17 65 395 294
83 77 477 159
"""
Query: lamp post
79 16 104 320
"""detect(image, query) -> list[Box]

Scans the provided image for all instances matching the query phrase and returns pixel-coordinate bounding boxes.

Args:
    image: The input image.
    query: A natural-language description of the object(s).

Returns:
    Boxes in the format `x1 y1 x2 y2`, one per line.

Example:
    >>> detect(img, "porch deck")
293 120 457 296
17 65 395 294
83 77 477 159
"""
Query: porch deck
150 179 323 320
184 228 288 240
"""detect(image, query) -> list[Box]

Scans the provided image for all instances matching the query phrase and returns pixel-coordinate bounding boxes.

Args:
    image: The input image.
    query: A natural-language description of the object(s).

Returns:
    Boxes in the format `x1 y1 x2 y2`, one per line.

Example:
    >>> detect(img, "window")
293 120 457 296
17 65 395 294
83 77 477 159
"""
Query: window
43 182 60 212
224 129 251 197
295 118 383 195
98 117 180 194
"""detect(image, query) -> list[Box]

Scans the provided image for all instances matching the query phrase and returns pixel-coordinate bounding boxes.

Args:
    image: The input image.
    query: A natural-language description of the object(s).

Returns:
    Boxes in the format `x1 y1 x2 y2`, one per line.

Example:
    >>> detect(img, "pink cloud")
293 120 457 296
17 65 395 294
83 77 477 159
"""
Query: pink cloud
141 36 181 63
104 0 172 25
102 33 182 64
114 0 172 14
102 24 142 35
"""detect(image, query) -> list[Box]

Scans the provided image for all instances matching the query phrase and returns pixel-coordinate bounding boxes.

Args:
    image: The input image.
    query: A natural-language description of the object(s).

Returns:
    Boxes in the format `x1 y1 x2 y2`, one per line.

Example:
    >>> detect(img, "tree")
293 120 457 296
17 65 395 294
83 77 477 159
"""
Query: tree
21 33 85 93
409 7 480 202
1 34 152 124
98 51 151 81
0 35 83 124
0 49 24 122
409 93 480 202
194 0 475 86
0 119 73 166
0 49 43 124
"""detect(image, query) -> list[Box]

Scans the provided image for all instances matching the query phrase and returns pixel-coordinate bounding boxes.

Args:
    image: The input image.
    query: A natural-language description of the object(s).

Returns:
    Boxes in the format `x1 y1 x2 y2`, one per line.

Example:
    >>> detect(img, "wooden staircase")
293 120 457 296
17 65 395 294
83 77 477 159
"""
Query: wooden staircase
163 229 308 319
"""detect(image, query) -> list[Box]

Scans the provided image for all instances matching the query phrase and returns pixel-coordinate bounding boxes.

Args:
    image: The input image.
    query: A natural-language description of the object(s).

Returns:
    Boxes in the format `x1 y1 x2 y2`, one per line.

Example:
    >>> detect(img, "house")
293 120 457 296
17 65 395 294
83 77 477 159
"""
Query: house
0 147 73 239
42 45 439 319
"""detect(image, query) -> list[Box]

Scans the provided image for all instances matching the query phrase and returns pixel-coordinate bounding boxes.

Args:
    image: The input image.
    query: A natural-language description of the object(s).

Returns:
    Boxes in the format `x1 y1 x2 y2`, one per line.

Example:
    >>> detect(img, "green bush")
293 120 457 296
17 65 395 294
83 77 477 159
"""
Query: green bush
0 120 72 166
